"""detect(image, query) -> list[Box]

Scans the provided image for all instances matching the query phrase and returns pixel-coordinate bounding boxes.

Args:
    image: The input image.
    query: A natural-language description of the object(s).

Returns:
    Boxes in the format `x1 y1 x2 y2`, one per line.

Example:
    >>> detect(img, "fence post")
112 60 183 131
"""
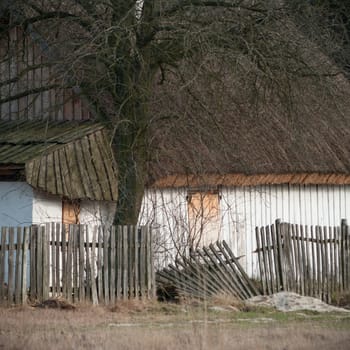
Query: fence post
22 227 29 304
42 224 50 301
275 219 286 290
7 228 15 304
15 227 22 304
341 219 349 290
0 227 7 304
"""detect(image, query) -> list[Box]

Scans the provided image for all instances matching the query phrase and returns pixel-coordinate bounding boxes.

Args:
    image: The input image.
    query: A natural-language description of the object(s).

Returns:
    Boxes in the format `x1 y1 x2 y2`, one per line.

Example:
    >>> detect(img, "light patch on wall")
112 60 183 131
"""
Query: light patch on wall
187 189 221 248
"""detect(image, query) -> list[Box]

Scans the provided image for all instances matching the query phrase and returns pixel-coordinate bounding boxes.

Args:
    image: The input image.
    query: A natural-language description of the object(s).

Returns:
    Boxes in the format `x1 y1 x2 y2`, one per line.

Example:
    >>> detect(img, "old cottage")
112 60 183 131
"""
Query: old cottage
0 6 349 278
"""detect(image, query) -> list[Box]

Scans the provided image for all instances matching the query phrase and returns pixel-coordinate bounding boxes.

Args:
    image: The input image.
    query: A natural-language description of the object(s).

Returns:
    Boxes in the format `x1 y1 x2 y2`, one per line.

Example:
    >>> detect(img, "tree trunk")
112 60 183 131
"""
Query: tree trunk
113 121 147 225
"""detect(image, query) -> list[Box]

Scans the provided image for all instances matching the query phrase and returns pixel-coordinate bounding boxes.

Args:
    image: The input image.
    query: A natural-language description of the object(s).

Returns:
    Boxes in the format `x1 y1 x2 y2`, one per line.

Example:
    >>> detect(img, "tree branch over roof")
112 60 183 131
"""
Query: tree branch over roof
1 0 349 224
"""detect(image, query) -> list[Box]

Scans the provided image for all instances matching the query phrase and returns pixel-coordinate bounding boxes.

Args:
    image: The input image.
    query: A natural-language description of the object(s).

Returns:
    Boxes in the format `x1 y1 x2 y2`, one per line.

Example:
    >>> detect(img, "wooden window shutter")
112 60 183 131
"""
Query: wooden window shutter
187 190 220 248
62 199 80 224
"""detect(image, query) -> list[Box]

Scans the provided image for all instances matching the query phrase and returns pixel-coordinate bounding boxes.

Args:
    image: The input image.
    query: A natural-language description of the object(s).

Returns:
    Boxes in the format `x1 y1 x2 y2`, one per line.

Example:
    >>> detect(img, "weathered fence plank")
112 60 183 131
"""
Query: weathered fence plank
122 226 128 300
256 220 350 303
0 227 6 303
8 228 15 303
15 227 22 304
157 240 259 301
0 224 154 305
78 225 85 302
255 227 265 294
97 227 103 303
90 226 98 305
51 224 56 298
22 227 29 304
110 226 116 304
61 225 67 298
103 226 110 304
55 223 60 297
66 225 73 302
42 224 50 301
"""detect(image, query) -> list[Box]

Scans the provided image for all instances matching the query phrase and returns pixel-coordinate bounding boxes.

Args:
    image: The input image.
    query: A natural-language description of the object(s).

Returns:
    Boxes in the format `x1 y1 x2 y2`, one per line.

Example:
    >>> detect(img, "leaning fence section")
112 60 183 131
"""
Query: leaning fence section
0 224 155 306
255 219 350 303
157 240 260 301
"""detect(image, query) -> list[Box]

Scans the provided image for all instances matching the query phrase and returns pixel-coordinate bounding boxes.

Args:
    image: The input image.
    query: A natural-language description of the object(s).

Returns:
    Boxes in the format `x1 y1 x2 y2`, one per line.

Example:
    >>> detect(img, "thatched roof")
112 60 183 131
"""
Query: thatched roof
0 8 349 190
0 120 118 201
147 58 350 187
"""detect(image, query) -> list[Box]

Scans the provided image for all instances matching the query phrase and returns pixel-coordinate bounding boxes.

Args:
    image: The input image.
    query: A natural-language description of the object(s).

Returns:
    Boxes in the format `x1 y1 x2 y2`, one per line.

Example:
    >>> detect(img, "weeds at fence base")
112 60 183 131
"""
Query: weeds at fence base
331 291 350 309
33 298 76 310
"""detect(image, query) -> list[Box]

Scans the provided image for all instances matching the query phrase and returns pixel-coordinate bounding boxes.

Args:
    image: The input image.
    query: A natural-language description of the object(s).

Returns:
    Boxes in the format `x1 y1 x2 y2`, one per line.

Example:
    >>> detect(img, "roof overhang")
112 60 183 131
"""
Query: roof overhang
151 173 350 188
0 164 25 180
25 129 118 201
0 121 118 201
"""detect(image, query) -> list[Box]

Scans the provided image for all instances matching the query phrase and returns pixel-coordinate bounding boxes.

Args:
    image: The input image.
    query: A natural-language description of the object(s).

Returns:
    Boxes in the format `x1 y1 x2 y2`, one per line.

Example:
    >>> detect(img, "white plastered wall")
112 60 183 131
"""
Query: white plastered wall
0 182 33 226
80 200 116 227
32 189 62 224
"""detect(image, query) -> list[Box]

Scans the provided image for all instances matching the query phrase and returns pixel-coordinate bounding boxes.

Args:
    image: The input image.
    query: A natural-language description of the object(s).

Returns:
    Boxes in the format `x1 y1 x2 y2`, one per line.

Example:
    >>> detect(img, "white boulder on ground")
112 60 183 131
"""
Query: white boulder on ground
246 292 350 313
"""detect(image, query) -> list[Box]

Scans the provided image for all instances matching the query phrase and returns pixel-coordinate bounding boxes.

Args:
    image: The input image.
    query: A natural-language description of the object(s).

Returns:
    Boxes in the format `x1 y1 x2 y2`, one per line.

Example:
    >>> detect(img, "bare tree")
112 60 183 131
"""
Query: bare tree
0 0 348 225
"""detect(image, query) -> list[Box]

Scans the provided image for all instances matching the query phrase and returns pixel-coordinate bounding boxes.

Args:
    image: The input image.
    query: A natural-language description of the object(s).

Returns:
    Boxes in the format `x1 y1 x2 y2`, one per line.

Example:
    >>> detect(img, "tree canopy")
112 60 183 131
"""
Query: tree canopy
1 1 349 224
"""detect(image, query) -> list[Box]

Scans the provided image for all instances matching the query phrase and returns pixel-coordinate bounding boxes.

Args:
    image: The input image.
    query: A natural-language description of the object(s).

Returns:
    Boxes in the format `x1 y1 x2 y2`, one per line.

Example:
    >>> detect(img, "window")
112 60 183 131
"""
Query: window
62 199 80 224
187 189 220 249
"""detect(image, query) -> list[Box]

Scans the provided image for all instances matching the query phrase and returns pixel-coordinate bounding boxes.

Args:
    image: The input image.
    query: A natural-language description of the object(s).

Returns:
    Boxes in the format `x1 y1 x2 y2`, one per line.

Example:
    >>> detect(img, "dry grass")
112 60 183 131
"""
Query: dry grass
0 299 349 350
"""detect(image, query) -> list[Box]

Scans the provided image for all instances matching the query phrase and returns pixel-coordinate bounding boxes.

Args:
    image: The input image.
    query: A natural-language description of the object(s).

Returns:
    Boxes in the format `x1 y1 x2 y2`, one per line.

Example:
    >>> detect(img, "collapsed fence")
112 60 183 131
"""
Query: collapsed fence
255 219 350 303
0 224 155 305
157 240 260 301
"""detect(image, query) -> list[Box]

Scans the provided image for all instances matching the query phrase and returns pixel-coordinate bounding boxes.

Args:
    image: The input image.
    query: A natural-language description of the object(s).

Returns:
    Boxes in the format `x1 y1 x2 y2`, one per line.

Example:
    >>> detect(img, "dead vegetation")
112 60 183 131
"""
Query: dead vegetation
32 298 76 310
0 297 349 350
332 291 350 310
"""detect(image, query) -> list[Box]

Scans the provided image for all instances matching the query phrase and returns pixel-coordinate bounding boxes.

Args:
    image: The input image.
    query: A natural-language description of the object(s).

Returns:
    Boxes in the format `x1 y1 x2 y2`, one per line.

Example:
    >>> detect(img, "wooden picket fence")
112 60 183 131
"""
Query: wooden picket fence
0 224 155 305
255 219 350 303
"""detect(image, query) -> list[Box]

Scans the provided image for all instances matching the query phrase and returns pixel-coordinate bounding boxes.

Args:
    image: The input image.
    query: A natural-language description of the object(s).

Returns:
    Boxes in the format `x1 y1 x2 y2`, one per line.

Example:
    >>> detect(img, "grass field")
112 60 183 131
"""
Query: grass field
0 300 349 350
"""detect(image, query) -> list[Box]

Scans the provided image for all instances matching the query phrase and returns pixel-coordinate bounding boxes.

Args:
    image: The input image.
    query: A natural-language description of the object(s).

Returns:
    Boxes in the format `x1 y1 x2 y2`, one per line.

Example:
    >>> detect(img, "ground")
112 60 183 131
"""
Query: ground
0 299 349 350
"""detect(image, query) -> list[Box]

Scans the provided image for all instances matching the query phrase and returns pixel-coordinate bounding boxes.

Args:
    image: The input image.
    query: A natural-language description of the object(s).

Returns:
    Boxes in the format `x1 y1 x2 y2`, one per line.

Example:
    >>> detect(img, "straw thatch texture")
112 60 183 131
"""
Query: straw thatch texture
147 55 350 187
